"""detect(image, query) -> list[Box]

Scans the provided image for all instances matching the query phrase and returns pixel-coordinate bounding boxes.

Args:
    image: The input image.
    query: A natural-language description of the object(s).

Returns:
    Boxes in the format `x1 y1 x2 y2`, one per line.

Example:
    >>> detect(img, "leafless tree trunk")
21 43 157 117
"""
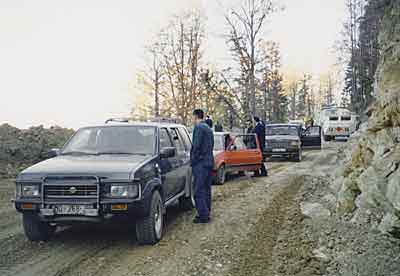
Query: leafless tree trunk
225 0 275 117
159 11 205 124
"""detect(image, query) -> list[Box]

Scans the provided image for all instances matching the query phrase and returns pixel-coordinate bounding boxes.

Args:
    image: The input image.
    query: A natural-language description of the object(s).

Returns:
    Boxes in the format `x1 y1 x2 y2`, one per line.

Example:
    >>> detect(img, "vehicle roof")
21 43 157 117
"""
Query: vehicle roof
79 121 186 129
266 123 300 127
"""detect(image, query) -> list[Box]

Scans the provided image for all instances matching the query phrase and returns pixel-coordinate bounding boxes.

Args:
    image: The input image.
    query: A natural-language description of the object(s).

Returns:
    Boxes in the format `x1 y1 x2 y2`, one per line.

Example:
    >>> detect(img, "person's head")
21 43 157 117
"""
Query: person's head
192 109 204 125
253 116 260 124
206 115 210 119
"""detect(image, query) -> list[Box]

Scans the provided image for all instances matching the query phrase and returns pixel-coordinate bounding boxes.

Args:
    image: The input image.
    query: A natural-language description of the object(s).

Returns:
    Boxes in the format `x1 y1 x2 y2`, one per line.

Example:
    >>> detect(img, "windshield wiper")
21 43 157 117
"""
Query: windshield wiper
61 151 97 155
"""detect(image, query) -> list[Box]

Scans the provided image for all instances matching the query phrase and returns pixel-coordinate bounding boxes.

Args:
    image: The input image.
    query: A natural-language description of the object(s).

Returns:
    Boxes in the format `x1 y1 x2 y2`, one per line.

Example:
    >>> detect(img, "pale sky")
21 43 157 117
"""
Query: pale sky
0 0 346 129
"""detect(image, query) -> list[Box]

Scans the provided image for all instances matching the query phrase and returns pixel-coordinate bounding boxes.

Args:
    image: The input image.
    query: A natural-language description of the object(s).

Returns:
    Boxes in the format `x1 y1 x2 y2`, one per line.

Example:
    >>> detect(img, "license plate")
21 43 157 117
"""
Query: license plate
54 205 86 215
272 148 286 152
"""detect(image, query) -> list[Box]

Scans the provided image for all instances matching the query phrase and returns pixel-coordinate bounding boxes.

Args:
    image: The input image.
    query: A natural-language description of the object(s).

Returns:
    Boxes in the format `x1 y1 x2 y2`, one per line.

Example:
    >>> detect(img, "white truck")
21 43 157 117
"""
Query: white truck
315 107 359 141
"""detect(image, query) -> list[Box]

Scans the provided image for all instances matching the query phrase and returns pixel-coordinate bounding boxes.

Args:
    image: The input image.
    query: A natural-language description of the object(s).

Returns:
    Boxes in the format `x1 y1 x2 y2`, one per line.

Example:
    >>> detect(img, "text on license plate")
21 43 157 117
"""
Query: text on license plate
54 205 86 215
272 148 286 152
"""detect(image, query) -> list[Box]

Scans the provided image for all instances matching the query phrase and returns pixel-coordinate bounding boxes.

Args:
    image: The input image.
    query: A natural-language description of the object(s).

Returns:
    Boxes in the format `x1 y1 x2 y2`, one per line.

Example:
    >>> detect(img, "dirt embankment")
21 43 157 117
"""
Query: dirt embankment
0 124 74 178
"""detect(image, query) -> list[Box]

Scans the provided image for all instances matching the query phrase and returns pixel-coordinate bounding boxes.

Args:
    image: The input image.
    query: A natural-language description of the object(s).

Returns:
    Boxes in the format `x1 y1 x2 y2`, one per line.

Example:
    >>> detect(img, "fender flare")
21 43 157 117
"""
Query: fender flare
141 178 163 216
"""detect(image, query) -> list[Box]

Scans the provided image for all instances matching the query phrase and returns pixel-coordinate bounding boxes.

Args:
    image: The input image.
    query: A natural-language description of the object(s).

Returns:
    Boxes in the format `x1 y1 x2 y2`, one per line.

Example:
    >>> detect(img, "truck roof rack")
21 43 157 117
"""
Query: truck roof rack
148 117 181 124
105 118 130 124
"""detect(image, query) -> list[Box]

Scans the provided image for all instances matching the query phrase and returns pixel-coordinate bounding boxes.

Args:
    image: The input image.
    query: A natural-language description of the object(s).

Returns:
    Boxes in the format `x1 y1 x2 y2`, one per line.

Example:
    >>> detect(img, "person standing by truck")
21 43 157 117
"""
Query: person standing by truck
253 116 268 177
191 109 214 223
205 115 213 128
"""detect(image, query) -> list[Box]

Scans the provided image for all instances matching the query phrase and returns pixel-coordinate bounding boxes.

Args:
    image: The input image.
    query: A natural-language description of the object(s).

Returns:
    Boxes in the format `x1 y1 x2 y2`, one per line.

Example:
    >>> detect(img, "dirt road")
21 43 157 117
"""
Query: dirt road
0 144 339 276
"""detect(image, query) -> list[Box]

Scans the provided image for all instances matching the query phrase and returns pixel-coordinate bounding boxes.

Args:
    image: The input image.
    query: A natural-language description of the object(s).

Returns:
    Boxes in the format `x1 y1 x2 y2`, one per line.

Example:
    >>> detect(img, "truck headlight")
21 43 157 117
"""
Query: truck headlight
110 185 138 198
22 184 40 197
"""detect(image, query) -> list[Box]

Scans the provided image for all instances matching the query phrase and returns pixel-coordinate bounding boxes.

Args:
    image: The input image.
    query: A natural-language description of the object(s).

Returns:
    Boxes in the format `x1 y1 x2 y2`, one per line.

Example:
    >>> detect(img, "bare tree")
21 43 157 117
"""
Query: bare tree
157 11 205 124
225 0 275 117
141 40 165 117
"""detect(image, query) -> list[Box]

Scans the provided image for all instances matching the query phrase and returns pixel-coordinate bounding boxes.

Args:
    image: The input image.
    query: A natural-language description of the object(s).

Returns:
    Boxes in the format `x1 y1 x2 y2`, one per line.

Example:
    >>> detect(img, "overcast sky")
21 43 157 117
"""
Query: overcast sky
0 0 346 129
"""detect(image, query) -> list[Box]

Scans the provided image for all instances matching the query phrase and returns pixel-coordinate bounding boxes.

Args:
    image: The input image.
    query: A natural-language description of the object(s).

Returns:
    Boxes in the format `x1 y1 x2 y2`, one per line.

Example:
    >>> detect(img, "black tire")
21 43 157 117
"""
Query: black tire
324 135 331 141
179 176 195 211
23 213 56 242
216 165 226 185
136 190 163 245
294 149 302 162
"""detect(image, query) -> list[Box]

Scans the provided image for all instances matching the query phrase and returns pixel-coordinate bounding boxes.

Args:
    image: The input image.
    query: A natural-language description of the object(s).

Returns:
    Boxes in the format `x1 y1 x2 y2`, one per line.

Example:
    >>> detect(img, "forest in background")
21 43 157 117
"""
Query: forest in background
131 0 382 128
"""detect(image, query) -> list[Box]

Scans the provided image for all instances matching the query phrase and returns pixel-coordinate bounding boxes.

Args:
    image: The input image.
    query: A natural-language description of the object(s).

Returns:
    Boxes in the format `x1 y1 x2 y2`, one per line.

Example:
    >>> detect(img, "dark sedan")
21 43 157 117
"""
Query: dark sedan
265 124 303 161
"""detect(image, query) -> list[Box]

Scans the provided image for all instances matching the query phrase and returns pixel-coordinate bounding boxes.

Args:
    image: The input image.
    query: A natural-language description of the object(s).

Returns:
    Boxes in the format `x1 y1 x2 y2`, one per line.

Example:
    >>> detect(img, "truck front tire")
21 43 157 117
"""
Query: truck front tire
23 213 55 242
136 190 163 245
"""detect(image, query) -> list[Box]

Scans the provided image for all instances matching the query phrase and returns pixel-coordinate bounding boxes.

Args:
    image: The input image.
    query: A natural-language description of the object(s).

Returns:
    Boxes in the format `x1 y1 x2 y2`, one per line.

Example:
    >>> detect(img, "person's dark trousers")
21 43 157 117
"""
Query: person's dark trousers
205 167 212 212
192 164 212 219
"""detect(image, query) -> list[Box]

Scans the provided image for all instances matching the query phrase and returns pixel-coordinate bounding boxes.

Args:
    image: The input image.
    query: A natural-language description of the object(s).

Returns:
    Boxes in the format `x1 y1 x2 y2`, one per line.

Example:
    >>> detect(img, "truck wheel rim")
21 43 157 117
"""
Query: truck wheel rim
154 202 162 239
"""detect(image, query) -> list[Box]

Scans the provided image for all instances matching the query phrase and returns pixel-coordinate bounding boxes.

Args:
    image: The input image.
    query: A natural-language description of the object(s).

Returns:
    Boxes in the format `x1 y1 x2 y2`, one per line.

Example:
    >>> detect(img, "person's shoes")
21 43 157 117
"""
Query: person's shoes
261 171 268 177
193 217 210 224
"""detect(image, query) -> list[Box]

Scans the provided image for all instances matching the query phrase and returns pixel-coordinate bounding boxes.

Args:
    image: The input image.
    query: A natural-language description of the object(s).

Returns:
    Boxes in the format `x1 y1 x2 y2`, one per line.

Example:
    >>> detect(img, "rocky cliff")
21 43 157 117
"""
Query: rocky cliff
335 0 400 236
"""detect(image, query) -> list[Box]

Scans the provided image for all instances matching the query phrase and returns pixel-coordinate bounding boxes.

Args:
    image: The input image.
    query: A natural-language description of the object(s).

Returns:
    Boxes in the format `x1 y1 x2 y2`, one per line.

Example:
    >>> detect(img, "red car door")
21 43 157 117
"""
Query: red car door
225 134 261 171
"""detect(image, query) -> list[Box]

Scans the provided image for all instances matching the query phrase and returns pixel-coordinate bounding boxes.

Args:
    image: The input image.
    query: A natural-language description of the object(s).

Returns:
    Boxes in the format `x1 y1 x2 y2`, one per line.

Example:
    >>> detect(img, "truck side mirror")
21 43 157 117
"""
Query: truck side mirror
47 148 60 158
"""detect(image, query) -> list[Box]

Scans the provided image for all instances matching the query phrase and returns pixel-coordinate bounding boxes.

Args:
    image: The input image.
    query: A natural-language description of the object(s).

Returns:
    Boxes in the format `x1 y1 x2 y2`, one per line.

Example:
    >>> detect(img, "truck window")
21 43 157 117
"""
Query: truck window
329 116 339 121
341 116 351 121
170 128 186 154
176 127 192 151
160 128 173 148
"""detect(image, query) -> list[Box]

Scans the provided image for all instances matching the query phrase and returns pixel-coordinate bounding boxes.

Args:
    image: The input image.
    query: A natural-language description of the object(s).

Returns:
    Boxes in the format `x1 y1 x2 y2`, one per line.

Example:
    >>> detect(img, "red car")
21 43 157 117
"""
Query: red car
213 132 264 184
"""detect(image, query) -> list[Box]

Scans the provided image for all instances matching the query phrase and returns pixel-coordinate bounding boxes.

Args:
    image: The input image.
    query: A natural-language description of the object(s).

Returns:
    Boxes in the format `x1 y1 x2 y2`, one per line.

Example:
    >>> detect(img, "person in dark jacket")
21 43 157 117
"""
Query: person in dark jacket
246 119 254 134
253 116 268 177
205 115 213 128
214 121 223 132
191 109 214 223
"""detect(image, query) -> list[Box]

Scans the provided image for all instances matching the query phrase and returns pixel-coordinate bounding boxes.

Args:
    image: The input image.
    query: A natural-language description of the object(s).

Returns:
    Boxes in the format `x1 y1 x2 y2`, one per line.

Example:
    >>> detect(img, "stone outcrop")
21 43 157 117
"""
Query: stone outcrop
336 1 400 235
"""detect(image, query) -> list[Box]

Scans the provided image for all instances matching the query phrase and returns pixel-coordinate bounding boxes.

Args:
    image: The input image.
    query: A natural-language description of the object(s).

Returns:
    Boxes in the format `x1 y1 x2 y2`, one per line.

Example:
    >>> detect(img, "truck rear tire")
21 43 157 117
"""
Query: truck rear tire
136 190 163 245
23 213 55 242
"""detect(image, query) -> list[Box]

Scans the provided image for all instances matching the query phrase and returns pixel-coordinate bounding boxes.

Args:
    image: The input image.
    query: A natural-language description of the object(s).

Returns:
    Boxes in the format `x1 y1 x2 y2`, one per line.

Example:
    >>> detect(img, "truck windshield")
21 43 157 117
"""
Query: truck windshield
62 126 156 155
266 126 298 136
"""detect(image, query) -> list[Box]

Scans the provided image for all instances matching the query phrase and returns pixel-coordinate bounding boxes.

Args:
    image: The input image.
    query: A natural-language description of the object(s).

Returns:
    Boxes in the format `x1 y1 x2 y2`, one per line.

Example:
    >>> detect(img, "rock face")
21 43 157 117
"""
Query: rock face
336 1 400 236
0 124 74 178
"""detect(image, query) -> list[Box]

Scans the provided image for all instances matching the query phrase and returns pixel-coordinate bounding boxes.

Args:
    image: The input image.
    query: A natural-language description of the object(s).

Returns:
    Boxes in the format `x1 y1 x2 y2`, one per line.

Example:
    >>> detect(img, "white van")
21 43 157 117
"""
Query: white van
317 107 358 141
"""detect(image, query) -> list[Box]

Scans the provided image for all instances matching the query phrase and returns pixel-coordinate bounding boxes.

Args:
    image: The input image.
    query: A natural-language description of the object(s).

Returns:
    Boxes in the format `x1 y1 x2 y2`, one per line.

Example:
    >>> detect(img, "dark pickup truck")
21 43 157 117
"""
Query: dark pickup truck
14 120 194 245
